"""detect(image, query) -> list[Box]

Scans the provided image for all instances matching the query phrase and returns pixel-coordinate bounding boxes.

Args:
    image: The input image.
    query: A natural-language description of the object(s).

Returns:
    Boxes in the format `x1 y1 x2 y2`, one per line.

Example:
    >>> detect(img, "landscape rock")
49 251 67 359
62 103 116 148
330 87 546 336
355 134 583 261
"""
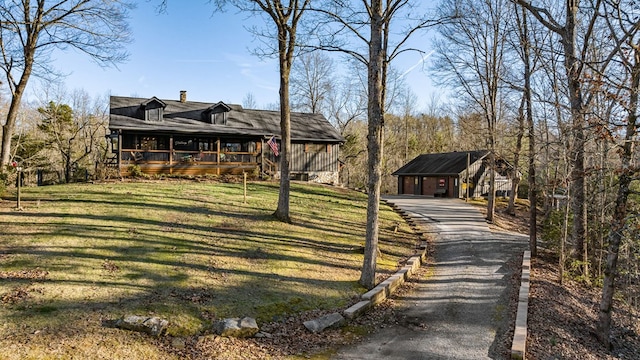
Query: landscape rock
171 337 186 349
115 315 168 337
213 317 259 338
303 312 345 333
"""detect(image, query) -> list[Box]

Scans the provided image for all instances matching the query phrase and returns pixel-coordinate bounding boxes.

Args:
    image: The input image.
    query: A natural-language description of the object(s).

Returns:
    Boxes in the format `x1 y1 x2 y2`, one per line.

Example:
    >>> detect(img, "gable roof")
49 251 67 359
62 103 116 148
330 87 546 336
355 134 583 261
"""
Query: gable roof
140 96 166 108
392 150 490 176
206 102 231 113
109 96 344 142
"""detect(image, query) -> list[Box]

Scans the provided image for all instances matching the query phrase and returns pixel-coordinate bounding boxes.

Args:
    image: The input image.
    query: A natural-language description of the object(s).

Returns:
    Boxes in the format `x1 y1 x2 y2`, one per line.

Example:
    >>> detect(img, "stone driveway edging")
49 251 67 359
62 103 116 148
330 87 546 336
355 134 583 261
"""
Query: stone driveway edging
511 250 531 359
342 199 428 320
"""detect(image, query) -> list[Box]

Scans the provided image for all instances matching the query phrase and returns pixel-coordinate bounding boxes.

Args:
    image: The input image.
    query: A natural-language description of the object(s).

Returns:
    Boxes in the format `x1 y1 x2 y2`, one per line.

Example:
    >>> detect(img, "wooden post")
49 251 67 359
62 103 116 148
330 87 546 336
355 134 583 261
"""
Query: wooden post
16 168 22 210
217 137 221 176
260 138 265 179
169 136 174 174
466 152 470 202
243 171 247 204
117 131 123 177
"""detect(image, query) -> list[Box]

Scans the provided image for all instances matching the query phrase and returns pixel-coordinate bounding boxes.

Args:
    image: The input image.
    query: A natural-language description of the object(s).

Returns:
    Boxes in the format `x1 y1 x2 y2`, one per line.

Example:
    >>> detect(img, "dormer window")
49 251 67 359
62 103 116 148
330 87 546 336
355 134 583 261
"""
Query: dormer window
140 97 166 122
204 102 231 125
147 107 162 121
211 112 227 125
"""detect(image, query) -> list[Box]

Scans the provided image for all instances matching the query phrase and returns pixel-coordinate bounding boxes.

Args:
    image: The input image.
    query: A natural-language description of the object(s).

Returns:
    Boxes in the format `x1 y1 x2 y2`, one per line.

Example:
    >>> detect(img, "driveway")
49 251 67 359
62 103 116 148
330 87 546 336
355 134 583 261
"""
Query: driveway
334 196 528 359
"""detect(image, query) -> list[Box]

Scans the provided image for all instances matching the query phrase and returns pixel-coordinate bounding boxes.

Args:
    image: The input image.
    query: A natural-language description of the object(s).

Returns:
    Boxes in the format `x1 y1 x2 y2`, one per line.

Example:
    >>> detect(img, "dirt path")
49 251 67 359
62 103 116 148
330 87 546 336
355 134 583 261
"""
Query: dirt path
334 196 528 359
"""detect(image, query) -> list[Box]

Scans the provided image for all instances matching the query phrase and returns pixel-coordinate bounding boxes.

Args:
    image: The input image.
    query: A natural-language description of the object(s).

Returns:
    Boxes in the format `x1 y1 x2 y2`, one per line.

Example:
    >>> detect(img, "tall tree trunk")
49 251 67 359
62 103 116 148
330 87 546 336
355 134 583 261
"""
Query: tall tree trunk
1 59 34 167
516 0 591 277
563 0 589 280
360 0 384 289
487 146 496 223
65 150 72 183
518 5 537 257
274 23 294 223
597 47 640 348
507 96 525 216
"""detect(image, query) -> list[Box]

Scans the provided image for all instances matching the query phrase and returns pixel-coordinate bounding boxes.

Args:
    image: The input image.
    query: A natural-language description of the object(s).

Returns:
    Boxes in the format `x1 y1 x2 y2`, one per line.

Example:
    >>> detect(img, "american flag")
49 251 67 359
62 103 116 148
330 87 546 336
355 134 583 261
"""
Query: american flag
267 136 279 156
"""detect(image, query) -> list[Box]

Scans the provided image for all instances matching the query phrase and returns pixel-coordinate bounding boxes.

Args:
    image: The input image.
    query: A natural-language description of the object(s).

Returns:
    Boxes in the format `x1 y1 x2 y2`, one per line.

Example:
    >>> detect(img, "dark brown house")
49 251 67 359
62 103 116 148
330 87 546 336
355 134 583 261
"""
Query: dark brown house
392 150 515 198
108 93 344 183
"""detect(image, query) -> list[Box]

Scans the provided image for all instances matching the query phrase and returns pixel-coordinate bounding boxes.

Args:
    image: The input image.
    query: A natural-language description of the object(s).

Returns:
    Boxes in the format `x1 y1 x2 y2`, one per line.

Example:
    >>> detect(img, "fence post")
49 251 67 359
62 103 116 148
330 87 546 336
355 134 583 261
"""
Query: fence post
243 172 247 204
16 168 22 209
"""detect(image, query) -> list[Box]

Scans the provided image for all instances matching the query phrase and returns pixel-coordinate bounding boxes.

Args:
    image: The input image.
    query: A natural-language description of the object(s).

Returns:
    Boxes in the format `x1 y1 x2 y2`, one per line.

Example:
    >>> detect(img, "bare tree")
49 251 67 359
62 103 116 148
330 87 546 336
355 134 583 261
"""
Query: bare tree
205 0 311 223
513 3 540 256
290 51 334 114
0 0 133 170
594 0 640 346
310 0 446 288
433 0 511 222
242 92 258 109
326 70 367 134
514 0 601 281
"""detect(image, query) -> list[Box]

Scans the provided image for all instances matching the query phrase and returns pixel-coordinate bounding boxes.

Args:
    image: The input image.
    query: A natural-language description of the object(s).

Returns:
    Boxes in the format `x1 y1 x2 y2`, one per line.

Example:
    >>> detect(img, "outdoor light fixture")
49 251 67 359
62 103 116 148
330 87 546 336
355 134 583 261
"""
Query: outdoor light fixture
108 131 119 153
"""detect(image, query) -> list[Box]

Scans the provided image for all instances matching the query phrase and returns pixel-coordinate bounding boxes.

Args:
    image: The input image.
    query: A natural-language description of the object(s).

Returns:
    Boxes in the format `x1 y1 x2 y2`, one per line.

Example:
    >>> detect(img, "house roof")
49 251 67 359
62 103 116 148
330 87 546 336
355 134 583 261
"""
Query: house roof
109 96 344 143
140 97 166 108
392 150 490 176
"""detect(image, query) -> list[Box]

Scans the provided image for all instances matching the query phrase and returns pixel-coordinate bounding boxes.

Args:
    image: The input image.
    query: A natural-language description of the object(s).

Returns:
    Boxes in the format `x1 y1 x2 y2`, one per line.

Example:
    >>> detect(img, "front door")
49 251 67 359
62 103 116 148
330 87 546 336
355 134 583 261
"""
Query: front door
403 176 415 195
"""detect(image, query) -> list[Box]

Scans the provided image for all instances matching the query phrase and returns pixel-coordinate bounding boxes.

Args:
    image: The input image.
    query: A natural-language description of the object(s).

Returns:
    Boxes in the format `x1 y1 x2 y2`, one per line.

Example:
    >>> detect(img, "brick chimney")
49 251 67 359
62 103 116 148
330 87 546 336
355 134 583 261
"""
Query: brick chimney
179 90 187 103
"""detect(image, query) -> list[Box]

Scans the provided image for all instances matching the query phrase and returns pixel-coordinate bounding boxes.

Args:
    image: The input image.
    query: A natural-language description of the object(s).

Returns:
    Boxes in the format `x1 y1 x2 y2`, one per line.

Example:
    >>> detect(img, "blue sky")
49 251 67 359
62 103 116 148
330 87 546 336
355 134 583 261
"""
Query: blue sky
46 1 438 110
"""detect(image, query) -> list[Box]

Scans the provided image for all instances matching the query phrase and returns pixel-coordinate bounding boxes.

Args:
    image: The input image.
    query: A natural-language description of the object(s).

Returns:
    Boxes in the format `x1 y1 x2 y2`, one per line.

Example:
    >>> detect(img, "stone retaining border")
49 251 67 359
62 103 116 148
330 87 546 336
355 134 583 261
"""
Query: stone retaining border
511 250 531 360
342 200 428 320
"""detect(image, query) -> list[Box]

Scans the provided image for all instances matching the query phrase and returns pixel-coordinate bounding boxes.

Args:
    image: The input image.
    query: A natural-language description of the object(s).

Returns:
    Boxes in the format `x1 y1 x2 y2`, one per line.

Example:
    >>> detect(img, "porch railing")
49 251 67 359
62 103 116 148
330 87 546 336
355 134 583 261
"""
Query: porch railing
121 149 259 164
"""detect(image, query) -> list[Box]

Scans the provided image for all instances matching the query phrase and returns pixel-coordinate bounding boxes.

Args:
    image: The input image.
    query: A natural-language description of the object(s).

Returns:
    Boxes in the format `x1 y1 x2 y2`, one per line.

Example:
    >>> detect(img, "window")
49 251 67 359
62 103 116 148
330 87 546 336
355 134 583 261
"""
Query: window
198 139 211 151
305 143 327 153
174 137 196 151
121 135 168 150
141 97 166 122
211 112 227 125
206 102 231 125
220 140 255 152
140 136 169 150
145 107 163 122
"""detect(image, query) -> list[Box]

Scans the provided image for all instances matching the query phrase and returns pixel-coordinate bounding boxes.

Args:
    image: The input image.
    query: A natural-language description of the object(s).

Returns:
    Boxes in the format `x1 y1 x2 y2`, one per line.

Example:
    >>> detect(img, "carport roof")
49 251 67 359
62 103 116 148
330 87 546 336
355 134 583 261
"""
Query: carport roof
392 150 489 176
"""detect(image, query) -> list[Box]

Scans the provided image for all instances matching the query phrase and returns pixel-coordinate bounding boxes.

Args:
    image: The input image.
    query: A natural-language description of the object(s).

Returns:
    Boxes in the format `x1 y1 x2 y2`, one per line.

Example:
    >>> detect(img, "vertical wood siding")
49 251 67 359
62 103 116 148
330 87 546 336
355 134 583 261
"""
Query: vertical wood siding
290 143 339 172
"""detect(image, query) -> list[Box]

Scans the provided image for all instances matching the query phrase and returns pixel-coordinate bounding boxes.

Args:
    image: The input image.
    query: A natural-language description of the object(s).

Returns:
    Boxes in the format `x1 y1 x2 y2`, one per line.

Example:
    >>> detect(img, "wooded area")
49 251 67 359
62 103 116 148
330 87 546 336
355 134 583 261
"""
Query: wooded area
1 0 638 348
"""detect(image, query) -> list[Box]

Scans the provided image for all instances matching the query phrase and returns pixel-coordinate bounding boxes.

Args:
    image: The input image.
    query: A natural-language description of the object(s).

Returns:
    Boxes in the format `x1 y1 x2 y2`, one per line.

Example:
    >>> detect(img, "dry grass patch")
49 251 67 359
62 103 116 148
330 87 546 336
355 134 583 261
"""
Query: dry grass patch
0 180 419 359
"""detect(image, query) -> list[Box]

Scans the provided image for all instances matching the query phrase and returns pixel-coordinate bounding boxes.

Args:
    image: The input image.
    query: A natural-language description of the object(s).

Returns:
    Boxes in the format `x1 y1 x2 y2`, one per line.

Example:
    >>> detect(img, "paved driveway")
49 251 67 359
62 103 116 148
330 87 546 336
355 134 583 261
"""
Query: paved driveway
334 196 528 359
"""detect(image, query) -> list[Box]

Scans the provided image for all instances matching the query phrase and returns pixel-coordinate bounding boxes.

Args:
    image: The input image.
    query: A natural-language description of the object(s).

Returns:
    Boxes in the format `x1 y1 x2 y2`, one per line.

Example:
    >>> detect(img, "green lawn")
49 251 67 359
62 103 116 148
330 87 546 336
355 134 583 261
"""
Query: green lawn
0 180 418 359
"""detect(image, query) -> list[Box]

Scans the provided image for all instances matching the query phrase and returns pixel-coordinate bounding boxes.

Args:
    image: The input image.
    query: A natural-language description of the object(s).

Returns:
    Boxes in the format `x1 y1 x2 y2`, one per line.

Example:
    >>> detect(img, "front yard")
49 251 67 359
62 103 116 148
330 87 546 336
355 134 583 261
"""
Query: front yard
0 180 418 359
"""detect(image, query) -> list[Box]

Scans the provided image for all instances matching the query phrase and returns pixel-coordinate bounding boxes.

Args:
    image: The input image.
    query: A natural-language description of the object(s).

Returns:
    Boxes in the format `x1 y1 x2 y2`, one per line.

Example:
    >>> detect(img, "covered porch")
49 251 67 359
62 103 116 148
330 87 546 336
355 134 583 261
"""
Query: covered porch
109 132 277 176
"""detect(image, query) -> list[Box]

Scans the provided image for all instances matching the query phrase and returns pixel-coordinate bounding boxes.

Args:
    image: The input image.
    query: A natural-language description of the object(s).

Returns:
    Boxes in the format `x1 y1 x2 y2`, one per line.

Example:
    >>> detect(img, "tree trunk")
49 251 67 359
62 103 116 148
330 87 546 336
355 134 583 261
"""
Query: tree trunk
486 136 496 223
597 46 640 348
65 151 72 183
360 0 384 290
563 0 589 280
0 7 40 168
1 66 33 167
507 97 525 216
518 6 537 257
273 26 293 223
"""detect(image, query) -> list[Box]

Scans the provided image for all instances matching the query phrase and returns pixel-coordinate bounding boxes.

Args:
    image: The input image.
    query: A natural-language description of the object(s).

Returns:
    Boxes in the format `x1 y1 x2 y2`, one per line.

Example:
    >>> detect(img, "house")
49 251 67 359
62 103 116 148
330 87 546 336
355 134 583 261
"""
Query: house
392 150 516 198
108 92 344 183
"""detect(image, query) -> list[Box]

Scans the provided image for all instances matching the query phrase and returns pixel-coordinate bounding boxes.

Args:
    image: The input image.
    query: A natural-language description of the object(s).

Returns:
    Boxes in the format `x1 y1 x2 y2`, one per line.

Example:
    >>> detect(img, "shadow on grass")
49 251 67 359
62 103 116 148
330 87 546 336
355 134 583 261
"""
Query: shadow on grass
0 181 419 358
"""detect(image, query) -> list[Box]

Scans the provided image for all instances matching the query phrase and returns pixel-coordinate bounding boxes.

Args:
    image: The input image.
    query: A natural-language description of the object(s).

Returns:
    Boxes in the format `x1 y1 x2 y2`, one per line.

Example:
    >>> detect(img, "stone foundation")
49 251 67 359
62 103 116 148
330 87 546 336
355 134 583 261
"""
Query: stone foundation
274 171 340 185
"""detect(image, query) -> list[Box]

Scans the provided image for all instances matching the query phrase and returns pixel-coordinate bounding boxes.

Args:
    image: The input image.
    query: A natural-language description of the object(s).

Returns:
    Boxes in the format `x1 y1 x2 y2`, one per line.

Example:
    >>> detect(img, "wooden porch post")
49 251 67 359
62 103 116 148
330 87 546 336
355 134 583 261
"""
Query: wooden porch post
261 138 265 178
216 137 221 175
117 131 123 177
169 136 174 174
466 152 470 202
